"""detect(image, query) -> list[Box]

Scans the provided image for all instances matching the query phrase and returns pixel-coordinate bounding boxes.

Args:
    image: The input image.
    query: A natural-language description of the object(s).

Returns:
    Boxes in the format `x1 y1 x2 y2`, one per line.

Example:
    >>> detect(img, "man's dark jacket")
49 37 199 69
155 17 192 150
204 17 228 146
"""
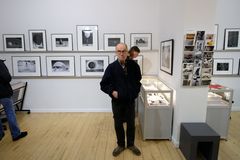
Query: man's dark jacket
100 59 141 103
0 60 13 98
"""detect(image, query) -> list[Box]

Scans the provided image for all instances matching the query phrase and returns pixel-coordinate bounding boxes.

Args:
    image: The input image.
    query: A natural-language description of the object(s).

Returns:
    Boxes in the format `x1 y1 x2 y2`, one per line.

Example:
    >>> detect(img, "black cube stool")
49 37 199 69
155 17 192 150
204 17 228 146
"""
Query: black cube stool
179 123 220 160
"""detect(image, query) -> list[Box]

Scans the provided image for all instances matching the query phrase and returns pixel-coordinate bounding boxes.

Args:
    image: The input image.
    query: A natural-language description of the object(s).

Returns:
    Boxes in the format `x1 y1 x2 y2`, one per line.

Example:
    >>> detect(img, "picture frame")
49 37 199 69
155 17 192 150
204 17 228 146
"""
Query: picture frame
224 28 240 50
160 39 174 75
51 33 73 51
213 24 219 50
103 33 125 51
12 56 41 76
80 56 109 77
213 58 233 75
130 33 152 50
46 56 75 76
76 25 98 51
29 29 47 51
3 34 25 51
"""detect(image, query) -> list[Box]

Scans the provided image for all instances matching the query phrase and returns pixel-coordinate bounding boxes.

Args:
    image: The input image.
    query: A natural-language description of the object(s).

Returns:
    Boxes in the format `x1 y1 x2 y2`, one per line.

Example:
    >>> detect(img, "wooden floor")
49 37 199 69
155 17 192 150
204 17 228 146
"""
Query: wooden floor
0 112 239 160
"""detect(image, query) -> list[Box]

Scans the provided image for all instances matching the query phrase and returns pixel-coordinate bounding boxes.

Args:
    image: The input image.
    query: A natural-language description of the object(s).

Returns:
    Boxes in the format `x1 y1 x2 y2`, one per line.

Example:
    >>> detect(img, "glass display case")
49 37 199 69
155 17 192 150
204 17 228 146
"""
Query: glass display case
206 83 233 139
138 76 173 140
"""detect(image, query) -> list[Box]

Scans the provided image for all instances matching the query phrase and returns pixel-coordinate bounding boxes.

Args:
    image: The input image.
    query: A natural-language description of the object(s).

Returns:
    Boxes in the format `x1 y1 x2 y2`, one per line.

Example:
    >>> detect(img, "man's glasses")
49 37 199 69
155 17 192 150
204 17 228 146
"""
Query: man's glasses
117 50 127 53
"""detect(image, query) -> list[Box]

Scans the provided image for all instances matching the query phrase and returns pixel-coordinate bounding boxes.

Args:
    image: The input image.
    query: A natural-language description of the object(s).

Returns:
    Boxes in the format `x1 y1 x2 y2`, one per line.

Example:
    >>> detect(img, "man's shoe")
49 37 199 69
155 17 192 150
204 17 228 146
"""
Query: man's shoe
0 132 5 141
112 146 125 157
128 145 141 156
13 131 28 141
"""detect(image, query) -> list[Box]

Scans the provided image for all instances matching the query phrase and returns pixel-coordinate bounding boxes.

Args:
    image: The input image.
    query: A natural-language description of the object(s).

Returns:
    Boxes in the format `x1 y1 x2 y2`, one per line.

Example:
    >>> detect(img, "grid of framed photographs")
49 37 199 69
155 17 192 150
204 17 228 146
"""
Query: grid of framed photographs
182 31 215 87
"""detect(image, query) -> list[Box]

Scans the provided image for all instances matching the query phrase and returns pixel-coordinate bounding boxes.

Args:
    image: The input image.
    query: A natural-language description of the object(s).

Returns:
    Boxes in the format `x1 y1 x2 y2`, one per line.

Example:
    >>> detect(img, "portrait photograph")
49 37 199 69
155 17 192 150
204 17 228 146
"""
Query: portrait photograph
160 39 174 75
46 56 75 76
224 28 240 50
29 30 47 51
77 25 98 51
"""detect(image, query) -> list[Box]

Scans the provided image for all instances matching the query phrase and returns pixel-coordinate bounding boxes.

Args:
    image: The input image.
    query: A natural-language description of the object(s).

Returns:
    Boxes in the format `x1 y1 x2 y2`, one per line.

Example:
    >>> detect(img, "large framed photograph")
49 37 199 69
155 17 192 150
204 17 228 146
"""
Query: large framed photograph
160 39 174 75
12 56 41 76
3 34 25 51
46 56 75 76
29 30 47 51
130 33 152 50
103 33 125 51
80 56 109 77
224 28 240 50
51 34 73 51
77 25 98 51
213 58 233 75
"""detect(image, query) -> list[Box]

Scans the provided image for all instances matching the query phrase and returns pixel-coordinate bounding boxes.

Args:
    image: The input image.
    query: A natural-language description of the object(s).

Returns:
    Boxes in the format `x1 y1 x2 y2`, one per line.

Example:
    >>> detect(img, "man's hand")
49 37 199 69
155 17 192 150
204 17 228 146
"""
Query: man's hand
112 91 118 99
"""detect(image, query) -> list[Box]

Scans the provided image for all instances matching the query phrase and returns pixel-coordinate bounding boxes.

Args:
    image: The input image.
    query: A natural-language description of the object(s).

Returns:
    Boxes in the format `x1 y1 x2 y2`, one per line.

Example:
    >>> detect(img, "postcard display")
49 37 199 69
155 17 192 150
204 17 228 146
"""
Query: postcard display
206 84 233 139
138 76 173 140
182 31 215 86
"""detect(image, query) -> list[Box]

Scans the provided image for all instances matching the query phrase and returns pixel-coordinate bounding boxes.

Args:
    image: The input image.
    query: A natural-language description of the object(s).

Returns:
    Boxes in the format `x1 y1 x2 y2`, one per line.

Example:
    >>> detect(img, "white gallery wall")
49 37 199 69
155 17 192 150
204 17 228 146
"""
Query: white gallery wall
0 0 160 112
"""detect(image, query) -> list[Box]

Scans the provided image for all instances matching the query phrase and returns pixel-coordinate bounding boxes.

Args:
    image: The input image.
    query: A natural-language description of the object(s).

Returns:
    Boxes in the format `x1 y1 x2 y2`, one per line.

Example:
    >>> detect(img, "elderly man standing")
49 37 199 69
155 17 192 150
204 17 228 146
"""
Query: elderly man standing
100 43 142 156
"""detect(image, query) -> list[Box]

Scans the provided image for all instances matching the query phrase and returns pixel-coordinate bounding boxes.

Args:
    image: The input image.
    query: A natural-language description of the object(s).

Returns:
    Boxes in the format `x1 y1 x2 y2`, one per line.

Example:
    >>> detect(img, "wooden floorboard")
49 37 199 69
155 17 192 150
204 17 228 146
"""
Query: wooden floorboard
0 112 239 160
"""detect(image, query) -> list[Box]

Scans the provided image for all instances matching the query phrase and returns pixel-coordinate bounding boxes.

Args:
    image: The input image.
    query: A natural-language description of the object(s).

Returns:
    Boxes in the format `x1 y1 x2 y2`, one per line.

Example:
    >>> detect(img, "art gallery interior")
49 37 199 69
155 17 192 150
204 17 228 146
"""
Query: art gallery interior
0 0 240 159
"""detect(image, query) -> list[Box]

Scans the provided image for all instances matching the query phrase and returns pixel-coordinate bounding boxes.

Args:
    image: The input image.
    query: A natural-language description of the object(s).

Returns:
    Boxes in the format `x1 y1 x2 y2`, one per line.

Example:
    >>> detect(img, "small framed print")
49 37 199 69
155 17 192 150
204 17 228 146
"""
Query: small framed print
160 39 174 75
46 56 75 76
103 33 125 51
80 56 109 77
29 30 47 51
12 56 41 76
3 34 25 51
51 34 73 51
77 25 98 51
130 33 152 50
224 28 240 50
213 58 233 75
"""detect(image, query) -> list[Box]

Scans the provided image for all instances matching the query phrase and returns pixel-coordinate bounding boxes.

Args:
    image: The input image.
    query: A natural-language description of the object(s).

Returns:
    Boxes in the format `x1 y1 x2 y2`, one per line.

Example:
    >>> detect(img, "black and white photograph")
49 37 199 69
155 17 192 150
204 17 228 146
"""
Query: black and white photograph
182 63 194 86
160 39 174 75
80 56 109 77
183 52 194 63
3 34 25 51
77 25 98 51
191 66 201 86
12 56 41 76
29 30 47 51
103 33 125 51
51 34 73 51
195 40 204 51
130 33 152 50
46 56 75 76
213 58 233 75
196 31 205 40
224 28 240 50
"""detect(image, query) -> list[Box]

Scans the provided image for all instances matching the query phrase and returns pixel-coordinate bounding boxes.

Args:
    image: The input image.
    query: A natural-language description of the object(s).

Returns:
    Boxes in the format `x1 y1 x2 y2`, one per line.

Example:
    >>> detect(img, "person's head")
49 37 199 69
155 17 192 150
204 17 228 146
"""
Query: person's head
129 46 140 59
115 43 128 63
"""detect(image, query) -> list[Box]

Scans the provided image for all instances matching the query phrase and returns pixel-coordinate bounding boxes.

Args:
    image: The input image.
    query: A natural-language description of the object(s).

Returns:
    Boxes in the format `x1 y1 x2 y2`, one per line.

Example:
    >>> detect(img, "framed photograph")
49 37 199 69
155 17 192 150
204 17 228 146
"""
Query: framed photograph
160 39 174 75
51 34 73 51
29 30 47 51
213 58 233 75
224 28 240 50
130 33 152 50
77 25 98 51
3 34 25 51
214 24 219 50
80 56 109 77
103 33 125 51
12 56 41 76
46 56 75 76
